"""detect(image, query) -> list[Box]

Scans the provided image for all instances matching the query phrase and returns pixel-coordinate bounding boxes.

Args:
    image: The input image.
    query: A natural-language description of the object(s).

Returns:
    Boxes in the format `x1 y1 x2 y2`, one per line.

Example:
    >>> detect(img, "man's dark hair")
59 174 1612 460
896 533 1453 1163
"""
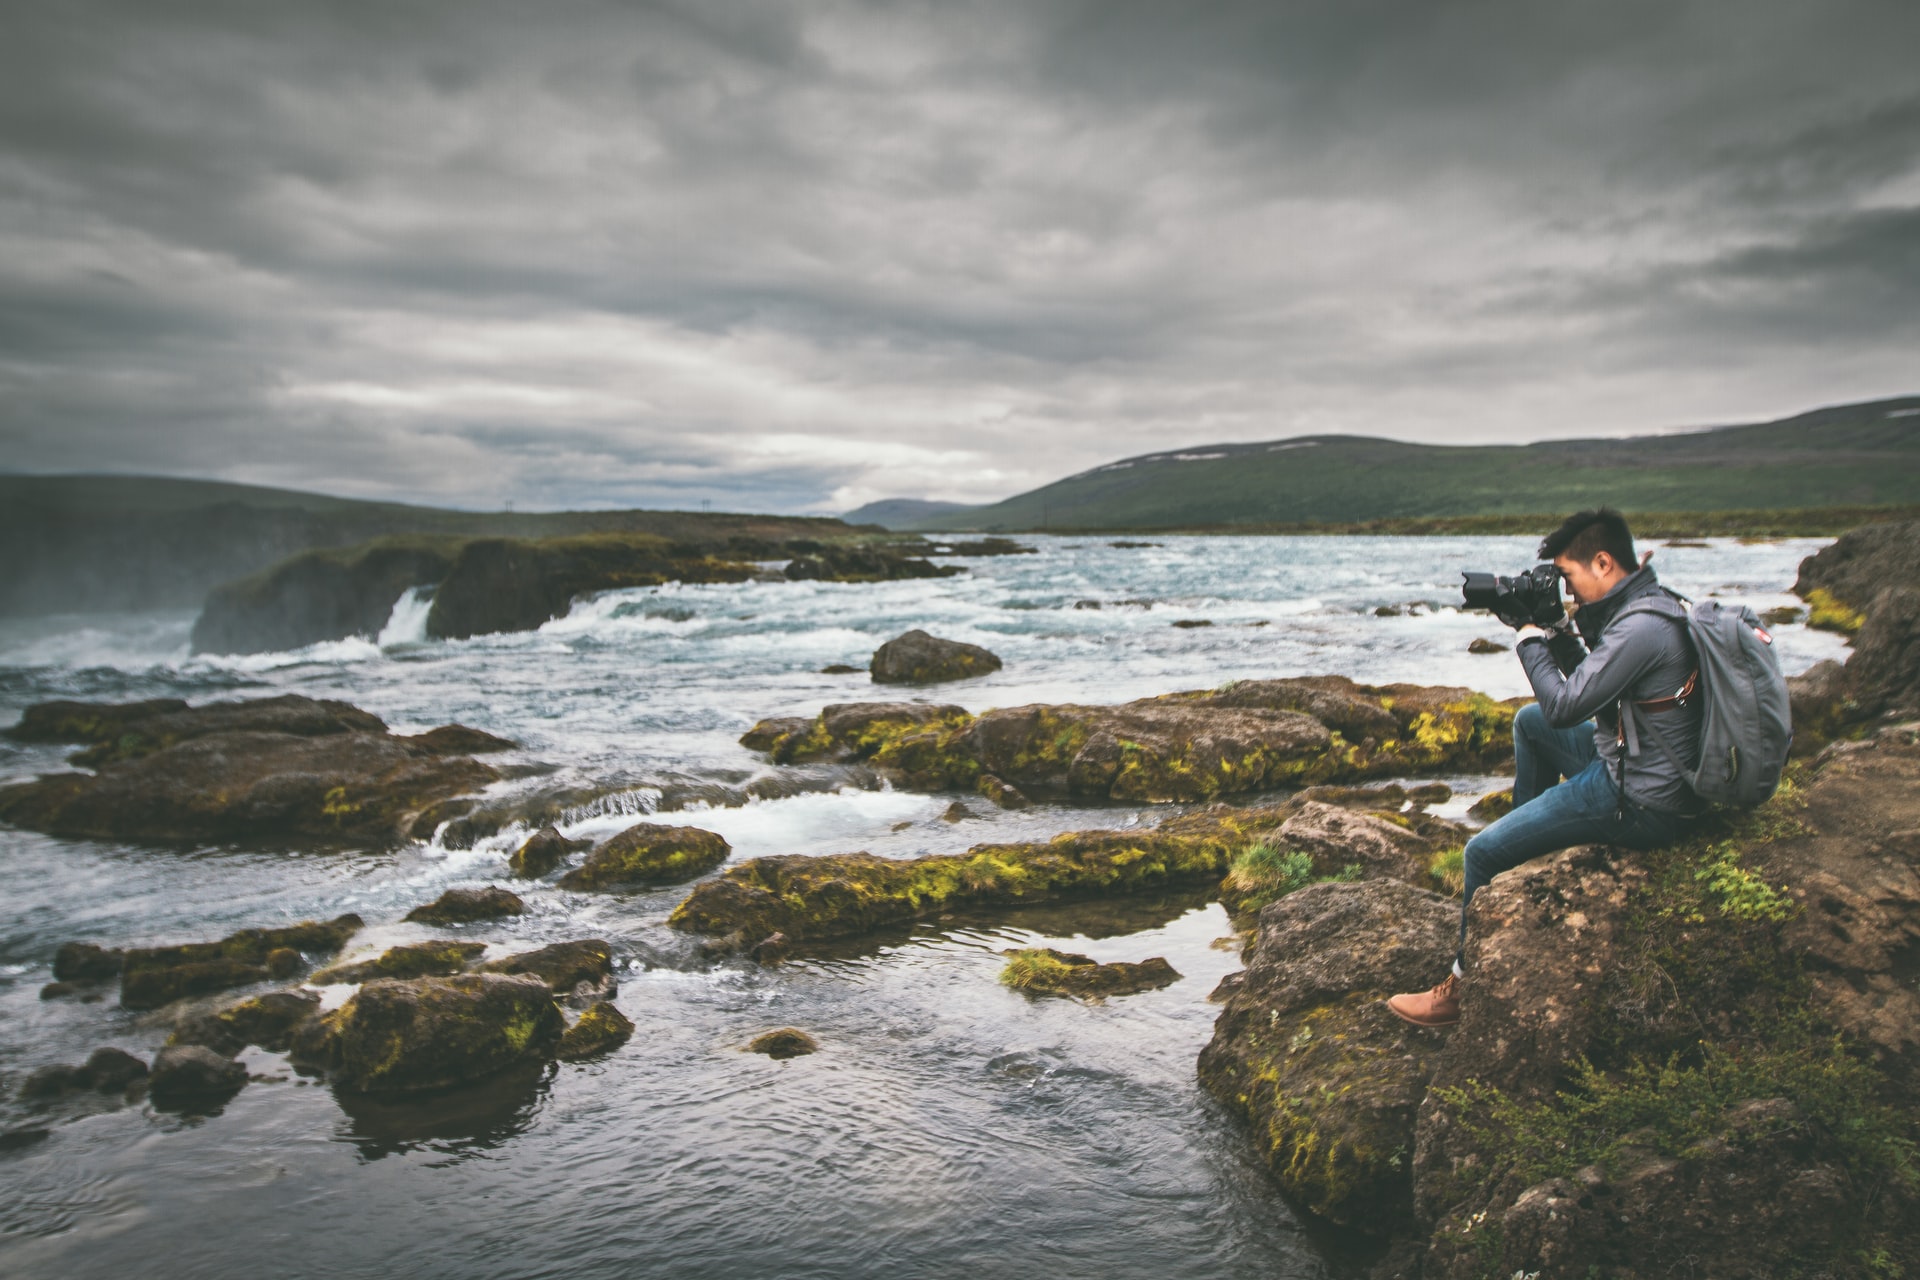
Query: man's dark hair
1538 508 1636 567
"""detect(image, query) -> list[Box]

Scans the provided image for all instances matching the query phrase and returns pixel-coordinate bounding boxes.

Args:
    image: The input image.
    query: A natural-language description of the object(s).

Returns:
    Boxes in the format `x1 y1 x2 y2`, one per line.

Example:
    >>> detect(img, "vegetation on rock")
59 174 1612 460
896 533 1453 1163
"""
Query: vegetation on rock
747 1028 818 1059
998 948 1181 998
312 940 488 984
115 915 362 1009
404 885 525 925
292 973 566 1094
557 1002 635 1060
869 629 1003 684
556 823 731 890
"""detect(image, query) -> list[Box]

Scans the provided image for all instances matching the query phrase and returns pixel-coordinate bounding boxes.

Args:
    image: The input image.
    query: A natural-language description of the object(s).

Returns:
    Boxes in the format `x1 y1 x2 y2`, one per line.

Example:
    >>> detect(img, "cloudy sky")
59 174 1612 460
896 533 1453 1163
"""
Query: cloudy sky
2 0 1916 513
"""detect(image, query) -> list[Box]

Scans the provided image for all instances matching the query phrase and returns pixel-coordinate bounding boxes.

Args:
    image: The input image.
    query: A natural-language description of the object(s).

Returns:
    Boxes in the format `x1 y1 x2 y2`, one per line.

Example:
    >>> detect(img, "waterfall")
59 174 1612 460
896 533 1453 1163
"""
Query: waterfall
376 586 434 648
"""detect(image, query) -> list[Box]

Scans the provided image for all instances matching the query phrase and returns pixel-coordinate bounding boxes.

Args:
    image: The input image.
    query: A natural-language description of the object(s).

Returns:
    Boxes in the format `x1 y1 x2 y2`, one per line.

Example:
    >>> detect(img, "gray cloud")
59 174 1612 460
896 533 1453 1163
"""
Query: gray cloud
2 0 1916 512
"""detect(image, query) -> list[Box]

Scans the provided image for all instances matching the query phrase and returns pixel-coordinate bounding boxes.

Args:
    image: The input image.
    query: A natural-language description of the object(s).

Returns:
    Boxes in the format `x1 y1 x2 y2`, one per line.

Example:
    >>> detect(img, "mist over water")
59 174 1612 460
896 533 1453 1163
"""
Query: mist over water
0 536 1840 1279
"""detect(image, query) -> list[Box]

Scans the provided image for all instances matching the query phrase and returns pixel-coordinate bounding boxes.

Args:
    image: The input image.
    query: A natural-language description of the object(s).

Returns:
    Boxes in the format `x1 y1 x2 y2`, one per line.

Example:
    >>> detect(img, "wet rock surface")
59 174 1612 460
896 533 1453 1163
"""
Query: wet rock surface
115 915 363 1009
869 629 1003 684
739 676 1520 804
1199 879 1458 1228
313 940 489 984
21 1047 149 1100
292 973 566 1094
190 538 463 655
747 1028 818 1059
556 1002 635 1060
0 696 502 848
170 990 323 1056
999 948 1181 998
557 823 731 891
148 1045 248 1108
404 885 526 925
508 825 590 877
478 940 616 998
783 545 961 583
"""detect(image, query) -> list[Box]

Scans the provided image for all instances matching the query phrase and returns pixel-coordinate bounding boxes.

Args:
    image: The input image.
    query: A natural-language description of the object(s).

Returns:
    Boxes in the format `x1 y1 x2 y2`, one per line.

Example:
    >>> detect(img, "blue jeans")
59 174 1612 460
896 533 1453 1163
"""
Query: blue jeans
1458 703 1684 961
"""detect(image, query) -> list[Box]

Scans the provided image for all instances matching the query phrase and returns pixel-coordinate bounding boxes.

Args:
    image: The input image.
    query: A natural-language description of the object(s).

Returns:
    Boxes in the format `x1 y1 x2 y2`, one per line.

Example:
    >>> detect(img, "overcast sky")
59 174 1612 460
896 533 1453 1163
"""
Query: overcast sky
2 0 1916 513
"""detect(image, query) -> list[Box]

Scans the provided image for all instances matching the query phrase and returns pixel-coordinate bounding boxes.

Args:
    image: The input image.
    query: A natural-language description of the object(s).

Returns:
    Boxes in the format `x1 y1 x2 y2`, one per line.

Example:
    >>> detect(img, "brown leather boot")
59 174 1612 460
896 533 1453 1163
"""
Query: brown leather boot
1387 972 1461 1027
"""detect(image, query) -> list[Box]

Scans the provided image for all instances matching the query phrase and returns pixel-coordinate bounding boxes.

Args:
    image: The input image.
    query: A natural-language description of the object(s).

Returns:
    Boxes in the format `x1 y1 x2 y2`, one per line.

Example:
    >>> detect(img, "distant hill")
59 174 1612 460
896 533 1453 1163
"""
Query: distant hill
0 475 858 616
905 397 1920 531
841 498 984 529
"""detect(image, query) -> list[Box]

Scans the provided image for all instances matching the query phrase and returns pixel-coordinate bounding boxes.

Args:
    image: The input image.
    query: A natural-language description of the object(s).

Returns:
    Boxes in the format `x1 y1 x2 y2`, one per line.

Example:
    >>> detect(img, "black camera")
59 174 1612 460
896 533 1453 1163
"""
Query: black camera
1461 563 1565 630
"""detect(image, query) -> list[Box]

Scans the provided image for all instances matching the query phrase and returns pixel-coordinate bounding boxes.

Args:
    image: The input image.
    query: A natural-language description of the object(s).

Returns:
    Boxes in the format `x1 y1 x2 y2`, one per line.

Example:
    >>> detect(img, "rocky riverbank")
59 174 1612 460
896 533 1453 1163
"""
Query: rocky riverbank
1197 518 1920 1277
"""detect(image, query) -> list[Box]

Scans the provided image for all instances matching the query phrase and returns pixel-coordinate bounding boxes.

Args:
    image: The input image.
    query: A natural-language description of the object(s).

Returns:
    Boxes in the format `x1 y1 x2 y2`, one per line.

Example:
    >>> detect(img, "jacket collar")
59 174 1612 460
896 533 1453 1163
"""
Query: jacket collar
1573 562 1660 645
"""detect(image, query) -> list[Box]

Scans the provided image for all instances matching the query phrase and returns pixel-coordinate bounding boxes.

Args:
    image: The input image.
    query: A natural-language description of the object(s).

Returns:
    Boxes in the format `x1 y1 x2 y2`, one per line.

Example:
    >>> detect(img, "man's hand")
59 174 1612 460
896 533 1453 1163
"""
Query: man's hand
1516 625 1546 642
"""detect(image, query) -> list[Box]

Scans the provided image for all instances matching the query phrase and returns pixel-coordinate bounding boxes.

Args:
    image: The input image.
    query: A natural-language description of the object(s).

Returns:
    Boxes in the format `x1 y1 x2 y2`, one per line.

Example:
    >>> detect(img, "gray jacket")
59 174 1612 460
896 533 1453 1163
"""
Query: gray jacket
1516 563 1703 814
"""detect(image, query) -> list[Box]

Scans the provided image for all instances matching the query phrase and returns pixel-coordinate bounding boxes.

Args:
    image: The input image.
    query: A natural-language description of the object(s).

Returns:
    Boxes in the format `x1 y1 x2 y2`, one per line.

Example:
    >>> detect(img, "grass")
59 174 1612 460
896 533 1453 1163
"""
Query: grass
1219 842 1365 915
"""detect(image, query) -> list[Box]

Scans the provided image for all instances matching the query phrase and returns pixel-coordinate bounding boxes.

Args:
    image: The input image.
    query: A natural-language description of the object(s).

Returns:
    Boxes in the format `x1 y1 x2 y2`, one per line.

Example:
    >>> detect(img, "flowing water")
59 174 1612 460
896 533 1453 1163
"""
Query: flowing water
0 535 1843 1279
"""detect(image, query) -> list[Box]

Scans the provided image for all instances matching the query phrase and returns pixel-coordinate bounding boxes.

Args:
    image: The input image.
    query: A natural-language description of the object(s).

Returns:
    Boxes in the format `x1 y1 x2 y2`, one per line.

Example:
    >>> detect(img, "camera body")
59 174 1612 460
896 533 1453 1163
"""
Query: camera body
1461 563 1565 630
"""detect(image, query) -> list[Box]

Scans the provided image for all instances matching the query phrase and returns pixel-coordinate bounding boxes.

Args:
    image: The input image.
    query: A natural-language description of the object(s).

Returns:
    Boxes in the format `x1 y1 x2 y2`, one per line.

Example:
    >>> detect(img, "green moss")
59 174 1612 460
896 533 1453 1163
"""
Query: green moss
1429 846 1465 897
1000 948 1080 990
1805 587 1867 634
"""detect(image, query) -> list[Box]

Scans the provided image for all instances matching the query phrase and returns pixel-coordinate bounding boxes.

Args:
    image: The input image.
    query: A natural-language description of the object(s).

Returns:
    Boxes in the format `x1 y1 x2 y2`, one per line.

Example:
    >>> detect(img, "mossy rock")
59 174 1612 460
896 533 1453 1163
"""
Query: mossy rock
312 940 487 985
999 948 1181 998
478 939 615 995
558 824 730 891
509 825 589 878
119 915 362 1009
869 629 1003 684
404 885 526 924
557 1001 634 1060
747 1028 818 1059
169 989 322 1056
670 822 1246 947
292 973 565 1094
1466 789 1514 822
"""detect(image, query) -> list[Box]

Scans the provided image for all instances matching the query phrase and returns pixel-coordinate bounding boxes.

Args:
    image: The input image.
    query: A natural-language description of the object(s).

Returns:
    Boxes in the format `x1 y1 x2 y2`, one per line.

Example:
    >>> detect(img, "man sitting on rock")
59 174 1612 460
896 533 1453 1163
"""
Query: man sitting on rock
1387 508 1702 1027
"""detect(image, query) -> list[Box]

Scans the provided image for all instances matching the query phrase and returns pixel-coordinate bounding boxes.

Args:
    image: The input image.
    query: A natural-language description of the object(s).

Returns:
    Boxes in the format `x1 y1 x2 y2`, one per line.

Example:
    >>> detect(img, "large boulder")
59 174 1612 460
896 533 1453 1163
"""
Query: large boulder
312 940 488 984
869 630 1002 685
1198 879 1457 1229
783 546 961 583
556 1001 634 1060
1794 519 1920 720
0 697 500 848
6 693 383 767
557 824 731 891
1793 517 1920 615
291 973 565 1094
116 915 362 1009
20 1047 149 1099
1846 585 1920 719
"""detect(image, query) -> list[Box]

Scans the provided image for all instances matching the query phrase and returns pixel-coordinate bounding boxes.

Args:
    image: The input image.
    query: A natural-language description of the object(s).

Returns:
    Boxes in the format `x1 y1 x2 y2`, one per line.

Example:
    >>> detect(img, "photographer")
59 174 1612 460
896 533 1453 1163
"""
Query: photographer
1387 508 1703 1027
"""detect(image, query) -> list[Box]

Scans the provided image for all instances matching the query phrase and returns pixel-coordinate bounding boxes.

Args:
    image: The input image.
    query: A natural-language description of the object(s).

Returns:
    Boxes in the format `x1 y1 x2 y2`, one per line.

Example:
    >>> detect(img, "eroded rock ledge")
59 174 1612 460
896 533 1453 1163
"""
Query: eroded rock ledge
742 675 1523 804
0 695 508 848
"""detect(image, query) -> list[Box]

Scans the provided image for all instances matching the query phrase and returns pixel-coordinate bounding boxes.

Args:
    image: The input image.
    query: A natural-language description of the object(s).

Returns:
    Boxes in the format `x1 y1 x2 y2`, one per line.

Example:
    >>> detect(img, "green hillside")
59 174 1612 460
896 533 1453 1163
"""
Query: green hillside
0 475 857 616
912 397 1920 531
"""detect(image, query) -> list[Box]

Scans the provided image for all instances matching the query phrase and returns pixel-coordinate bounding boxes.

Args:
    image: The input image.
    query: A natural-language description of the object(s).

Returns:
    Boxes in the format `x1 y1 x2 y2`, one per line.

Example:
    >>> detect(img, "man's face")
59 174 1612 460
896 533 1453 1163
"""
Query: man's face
1553 551 1621 606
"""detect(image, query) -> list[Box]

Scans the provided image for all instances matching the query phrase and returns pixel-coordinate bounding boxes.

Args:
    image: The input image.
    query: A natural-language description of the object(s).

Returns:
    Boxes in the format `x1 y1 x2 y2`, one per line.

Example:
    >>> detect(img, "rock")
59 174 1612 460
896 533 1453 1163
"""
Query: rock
738 716 816 753
1465 788 1514 822
7 698 190 744
313 940 488 984
1171 619 1213 629
22 692 385 767
820 663 862 675
190 538 463 655
975 773 1029 809
39 982 81 1000
783 546 961 583
0 696 500 848
748 1028 818 1059
556 1001 634 1060
940 801 973 823
20 1064 89 1099
1278 800 1462 885
82 1047 149 1093
557 824 731 890
1846 585 1920 719
870 629 1003 685
52 942 123 981
265 947 303 978
1792 517 1920 616
148 1045 248 1107
171 989 322 1056
405 885 526 925
1467 637 1508 654
1786 657 1850 750
117 915 361 1009
479 939 615 997
291 973 565 1094
670 819 1246 948
406 724 517 755
999 948 1181 998
1109 540 1159 549
1199 879 1458 1228
423 533 758 640
509 825 589 878
1761 604 1805 626
927 538 1035 557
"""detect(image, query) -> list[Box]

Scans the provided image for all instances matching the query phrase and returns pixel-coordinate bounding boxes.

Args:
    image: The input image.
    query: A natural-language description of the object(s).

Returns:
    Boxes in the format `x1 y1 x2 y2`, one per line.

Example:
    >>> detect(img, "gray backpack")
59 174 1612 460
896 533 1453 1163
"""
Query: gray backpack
1619 594 1793 807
